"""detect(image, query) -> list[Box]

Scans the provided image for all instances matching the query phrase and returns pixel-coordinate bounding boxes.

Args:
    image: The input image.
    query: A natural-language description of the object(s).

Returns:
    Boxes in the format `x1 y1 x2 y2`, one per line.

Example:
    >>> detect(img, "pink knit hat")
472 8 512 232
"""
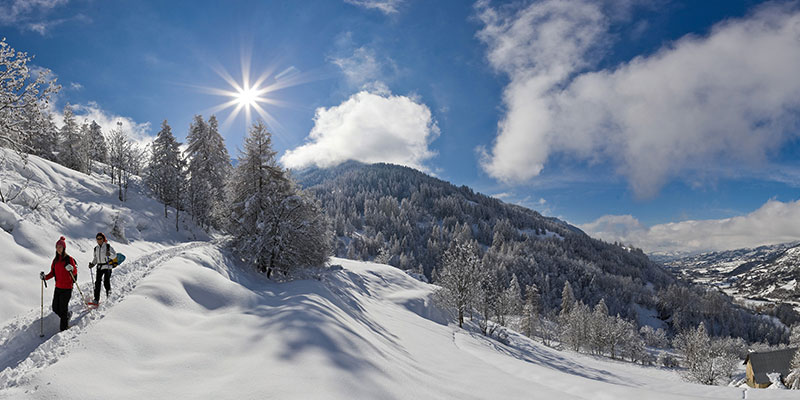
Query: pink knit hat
56 236 66 250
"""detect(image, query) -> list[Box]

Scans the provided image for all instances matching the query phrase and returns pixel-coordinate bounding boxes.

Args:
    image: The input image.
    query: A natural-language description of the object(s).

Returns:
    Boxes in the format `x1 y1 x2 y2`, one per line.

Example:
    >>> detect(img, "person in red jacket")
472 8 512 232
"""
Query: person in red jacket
40 236 77 331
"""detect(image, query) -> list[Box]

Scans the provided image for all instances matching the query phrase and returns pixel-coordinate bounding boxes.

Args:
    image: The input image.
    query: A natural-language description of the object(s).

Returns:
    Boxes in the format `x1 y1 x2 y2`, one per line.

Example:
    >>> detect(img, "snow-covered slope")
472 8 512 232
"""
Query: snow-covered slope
2 251 792 399
662 242 800 312
0 149 207 326
1 150 795 399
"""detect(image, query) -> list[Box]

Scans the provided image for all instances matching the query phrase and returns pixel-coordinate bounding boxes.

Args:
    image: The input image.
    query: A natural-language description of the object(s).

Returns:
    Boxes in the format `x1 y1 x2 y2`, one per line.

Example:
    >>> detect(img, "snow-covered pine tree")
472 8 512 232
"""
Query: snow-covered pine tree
475 267 500 336
522 284 540 338
268 185 332 274
563 301 591 352
107 121 132 200
78 120 93 173
589 299 610 355
434 239 481 328
87 120 107 169
58 103 84 172
501 273 522 325
147 120 186 228
560 280 575 317
674 323 736 385
0 38 59 153
185 115 231 230
19 101 55 160
607 314 632 360
228 120 330 276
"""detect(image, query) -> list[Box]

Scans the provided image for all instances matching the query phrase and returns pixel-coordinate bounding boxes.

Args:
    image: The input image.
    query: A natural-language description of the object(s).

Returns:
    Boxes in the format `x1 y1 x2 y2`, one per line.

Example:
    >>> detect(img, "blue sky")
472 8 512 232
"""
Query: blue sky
3 0 800 254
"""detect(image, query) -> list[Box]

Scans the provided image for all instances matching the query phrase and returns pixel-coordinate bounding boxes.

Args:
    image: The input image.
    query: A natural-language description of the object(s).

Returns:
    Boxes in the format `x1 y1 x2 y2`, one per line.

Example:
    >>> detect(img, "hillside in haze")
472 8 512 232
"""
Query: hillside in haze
663 242 800 326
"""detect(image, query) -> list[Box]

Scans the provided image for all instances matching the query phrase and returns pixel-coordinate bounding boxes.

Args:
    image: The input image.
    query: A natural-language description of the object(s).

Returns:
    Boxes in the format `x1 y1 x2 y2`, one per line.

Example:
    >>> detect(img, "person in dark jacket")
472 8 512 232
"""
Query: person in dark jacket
40 236 77 331
89 232 116 305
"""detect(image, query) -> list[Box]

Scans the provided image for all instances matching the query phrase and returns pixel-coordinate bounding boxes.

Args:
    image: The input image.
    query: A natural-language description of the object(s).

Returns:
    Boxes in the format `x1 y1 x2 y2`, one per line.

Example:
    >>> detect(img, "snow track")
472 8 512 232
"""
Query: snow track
0 241 211 390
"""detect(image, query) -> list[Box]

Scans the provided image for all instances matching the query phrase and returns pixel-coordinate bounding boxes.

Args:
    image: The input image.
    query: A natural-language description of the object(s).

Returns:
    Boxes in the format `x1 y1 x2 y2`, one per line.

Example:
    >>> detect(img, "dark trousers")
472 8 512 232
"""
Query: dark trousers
94 268 112 302
52 287 72 331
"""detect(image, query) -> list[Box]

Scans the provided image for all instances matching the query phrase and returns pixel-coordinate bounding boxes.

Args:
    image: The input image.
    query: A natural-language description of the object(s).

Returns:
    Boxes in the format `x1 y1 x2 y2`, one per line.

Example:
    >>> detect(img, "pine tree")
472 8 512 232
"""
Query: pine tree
58 103 84 171
78 121 92 173
107 121 132 200
522 284 540 338
561 281 575 317
147 120 186 229
495 273 522 327
590 299 610 355
475 267 500 335
674 323 736 385
186 115 232 229
87 120 107 169
228 121 330 276
434 239 481 328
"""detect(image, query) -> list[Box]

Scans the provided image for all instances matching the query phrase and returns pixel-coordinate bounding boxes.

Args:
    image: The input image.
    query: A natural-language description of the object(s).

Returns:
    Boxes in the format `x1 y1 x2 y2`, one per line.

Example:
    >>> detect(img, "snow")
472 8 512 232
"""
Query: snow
1 150 799 399
519 228 564 240
633 303 667 330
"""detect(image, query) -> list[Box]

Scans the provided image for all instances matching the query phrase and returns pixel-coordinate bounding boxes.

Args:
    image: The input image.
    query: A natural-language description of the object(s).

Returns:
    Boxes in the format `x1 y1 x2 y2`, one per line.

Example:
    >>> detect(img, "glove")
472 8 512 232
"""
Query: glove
65 264 74 272
40 271 45 280
89 262 95 268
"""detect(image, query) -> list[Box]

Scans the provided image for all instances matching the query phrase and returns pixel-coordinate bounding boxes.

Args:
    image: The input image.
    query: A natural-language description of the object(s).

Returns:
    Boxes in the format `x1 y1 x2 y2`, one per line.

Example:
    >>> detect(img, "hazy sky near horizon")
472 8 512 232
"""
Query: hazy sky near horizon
3 0 800 253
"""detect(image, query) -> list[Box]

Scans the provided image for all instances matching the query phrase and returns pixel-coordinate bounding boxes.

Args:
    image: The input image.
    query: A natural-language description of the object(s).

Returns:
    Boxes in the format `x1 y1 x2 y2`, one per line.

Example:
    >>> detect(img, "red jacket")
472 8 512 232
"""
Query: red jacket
45 255 77 289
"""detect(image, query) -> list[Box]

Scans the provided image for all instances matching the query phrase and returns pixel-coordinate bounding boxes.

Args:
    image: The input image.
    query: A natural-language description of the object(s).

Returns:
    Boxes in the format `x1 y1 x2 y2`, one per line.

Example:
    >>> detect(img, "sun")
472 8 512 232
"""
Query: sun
237 87 258 107
194 52 311 134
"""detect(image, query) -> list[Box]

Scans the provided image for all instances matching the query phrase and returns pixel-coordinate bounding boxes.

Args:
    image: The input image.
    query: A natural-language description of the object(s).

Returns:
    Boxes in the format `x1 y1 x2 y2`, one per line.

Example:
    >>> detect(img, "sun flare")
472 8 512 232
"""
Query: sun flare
237 87 258 107
195 53 311 133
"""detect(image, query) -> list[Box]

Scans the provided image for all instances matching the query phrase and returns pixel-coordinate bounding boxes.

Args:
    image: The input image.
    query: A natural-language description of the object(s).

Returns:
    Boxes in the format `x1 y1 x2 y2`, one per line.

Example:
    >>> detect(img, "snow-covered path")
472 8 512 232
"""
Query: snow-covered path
0 241 211 389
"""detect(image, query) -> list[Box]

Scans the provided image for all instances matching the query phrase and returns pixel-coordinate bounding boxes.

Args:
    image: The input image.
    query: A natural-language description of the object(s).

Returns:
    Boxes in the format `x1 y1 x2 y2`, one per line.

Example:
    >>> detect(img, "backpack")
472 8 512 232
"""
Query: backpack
105 244 126 267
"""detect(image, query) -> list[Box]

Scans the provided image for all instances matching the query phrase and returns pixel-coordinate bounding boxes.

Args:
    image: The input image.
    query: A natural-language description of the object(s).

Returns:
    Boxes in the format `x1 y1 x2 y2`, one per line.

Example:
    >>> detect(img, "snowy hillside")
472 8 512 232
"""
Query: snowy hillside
0 149 208 326
663 242 800 315
1 150 796 399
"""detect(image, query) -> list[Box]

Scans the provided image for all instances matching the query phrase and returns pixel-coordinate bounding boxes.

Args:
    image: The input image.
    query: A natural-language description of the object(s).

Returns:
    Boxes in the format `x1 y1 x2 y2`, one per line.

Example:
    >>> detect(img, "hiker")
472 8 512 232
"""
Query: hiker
89 232 116 305
40 236 77 331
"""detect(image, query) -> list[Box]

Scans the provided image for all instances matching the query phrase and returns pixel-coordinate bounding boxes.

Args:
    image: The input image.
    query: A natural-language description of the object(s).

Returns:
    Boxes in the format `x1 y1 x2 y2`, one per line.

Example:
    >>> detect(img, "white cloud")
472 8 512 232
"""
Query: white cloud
0 0 67 23
344 0 404 15
331 47 383 88
0 0 70 35
51 101 153 148
493 192 512 200
330 46 399 92
476 1 800 198
281 89 439 172
580 199 800 254
69 82 83 90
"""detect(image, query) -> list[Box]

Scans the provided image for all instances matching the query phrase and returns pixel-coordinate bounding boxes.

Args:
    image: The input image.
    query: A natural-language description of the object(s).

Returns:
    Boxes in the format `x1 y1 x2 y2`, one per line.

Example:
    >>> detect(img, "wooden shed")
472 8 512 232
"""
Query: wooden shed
743 348 798 388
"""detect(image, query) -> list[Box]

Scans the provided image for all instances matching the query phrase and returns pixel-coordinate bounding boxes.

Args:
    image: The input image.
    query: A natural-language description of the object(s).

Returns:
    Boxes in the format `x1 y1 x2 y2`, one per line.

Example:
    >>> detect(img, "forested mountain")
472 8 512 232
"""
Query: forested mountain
294 162 789 344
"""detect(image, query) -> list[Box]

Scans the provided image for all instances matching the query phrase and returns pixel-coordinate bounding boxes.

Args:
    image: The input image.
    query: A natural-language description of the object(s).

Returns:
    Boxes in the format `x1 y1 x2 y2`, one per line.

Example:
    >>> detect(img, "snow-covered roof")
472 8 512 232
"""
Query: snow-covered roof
745 348 798 385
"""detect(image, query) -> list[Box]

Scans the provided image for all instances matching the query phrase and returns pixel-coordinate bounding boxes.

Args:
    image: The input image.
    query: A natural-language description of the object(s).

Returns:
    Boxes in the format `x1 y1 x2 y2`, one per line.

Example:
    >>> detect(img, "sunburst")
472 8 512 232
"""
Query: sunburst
193 52 314 136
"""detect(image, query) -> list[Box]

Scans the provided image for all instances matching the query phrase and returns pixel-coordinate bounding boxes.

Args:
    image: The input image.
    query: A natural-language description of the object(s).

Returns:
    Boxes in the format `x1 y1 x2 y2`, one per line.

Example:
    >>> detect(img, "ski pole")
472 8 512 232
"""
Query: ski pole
68 269 88 306
40 278 45 338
